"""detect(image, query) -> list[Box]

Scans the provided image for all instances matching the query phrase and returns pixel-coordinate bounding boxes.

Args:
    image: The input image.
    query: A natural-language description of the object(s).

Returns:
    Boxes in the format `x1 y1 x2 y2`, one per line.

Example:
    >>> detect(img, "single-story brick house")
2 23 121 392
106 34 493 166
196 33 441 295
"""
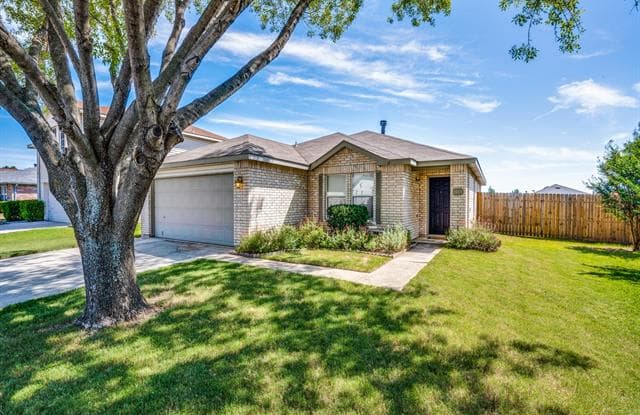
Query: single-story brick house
0 167 37 201
141 130 486 245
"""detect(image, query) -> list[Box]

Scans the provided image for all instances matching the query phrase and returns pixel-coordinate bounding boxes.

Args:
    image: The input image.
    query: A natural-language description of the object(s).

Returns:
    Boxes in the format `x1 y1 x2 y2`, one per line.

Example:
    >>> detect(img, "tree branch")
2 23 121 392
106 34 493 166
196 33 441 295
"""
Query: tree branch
0 82 60 167
0 20 65 121
102 0 163 140
177 0 311 128
73 0 101 150
38 0 82 72
122 0 154 117
161 0 190 71
162 0 251 113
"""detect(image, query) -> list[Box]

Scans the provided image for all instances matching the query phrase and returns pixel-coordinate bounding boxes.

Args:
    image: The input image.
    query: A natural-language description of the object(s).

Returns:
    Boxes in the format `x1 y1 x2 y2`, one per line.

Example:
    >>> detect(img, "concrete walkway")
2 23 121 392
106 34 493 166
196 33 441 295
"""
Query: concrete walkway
0 239 441 309
200 243 441 291
0 221 69 234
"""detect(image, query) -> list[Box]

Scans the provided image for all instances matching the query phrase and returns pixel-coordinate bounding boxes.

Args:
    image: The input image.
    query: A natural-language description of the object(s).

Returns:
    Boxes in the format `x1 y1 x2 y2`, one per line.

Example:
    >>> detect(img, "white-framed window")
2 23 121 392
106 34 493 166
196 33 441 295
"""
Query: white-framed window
352 172 374 219
326 174 347 211
0 184 7 201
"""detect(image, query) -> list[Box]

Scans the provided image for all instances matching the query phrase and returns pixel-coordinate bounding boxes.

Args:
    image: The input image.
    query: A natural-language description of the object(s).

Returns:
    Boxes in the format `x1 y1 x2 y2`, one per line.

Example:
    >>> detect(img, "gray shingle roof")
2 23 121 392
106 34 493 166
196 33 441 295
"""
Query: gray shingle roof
0 167 37 185
166 134 307 166
162 130 485 183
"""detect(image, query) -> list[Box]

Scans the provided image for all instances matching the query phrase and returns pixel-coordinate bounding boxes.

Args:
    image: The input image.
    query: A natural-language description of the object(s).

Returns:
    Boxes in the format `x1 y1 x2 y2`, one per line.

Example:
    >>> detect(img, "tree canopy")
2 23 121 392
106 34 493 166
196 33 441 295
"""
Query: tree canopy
588 124 640 251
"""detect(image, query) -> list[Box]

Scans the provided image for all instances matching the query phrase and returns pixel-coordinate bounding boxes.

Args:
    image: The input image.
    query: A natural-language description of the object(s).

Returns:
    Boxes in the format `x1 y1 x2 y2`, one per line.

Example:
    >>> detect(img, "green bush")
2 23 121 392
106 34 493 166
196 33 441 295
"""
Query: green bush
236 225 301 254
324 227 371 251
237 221 411 255
327 204 369 230
18 200 45 221
298 220 327 248
0 201 21 221
447 226 501 252
371 224 410 254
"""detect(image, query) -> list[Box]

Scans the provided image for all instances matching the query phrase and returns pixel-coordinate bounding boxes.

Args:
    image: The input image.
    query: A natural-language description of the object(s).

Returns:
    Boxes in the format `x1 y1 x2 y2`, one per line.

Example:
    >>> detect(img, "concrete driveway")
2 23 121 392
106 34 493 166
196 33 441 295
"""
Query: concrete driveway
0 238 232 309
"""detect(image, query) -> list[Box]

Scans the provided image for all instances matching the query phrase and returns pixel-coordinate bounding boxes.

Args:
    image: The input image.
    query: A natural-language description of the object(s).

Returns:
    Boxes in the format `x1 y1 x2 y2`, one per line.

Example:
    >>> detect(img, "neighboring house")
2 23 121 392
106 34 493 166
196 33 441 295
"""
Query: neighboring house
0 167 37 201
141 129 486 246
37 106 226 222
536 184 587 195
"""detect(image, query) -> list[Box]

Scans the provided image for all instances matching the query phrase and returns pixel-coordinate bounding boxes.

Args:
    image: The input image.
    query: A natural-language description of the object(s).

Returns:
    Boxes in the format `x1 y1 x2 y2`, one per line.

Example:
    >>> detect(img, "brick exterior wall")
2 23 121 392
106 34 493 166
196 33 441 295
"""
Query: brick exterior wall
234 160 307 244
308 147 378 221
449 164 468 229
0 184 37 201
379 164 416 236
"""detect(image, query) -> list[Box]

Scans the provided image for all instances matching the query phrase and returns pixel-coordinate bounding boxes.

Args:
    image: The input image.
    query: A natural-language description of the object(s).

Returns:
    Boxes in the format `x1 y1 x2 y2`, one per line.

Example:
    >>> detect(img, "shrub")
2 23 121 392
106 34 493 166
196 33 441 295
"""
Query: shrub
327 204 369 230
236 225 301 254
298 219 327 248
18 200 45 221
0 201 21 221
236 230 272 254
324 227 371 251
371 224 410 254
447 226 501 252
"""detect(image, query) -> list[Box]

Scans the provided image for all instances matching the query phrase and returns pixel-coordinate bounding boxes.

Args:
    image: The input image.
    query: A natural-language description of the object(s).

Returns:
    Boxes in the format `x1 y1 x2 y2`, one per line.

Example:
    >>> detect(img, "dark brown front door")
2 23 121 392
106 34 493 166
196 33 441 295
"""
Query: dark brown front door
429 177 450 235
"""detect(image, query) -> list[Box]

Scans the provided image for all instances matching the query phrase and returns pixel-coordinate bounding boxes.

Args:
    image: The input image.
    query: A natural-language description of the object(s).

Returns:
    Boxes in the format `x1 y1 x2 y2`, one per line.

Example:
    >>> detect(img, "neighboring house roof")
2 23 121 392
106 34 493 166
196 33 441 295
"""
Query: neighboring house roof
74 102 226 142
164 130 487 184
536 184 587 195
0 167 37 185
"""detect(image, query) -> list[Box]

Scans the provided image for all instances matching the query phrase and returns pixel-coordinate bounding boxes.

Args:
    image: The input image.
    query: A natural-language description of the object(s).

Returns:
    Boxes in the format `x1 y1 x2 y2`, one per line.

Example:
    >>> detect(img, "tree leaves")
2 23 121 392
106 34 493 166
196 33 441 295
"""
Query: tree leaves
500 0 584 62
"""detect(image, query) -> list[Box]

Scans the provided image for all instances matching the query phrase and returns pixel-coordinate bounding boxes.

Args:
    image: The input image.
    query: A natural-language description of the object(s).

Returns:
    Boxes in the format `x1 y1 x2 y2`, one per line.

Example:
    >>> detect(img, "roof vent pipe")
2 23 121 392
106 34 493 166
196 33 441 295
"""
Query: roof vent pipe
380 120 387 135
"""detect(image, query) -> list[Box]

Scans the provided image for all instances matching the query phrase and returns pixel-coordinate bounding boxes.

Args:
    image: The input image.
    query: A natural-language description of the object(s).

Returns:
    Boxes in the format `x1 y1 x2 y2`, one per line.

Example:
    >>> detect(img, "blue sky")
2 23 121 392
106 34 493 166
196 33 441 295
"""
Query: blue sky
1 0 638 192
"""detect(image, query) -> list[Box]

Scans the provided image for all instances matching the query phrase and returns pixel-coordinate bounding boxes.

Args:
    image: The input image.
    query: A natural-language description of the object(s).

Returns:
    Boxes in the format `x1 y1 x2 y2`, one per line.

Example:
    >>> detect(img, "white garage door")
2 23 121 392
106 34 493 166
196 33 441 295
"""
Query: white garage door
154 174 234 245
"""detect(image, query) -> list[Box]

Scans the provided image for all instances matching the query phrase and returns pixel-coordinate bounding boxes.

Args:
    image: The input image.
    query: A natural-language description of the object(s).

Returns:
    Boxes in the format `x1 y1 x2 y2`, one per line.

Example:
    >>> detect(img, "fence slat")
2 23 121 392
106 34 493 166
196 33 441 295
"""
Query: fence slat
477 193 631 244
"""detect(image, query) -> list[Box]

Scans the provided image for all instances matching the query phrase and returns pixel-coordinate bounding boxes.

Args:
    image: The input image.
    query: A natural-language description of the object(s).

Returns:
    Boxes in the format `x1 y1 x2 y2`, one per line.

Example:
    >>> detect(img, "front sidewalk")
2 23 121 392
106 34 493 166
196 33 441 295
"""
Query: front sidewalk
0 239 441 309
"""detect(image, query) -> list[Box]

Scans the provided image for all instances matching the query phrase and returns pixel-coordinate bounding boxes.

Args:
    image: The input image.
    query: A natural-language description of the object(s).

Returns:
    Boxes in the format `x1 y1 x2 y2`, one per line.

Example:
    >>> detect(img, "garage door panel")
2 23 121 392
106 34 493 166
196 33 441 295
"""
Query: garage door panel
154 174 233 245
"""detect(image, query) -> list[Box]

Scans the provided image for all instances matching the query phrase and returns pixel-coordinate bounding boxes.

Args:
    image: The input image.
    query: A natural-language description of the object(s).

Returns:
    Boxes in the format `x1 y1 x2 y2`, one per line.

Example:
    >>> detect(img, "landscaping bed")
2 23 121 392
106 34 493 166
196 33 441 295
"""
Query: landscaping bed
1 235 638 414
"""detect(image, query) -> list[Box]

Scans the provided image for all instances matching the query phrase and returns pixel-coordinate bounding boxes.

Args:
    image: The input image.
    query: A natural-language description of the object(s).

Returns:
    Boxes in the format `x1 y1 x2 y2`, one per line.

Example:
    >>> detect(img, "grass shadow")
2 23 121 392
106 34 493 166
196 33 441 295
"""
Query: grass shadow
580 264 640 284
567 245 638 259
0 259 598 414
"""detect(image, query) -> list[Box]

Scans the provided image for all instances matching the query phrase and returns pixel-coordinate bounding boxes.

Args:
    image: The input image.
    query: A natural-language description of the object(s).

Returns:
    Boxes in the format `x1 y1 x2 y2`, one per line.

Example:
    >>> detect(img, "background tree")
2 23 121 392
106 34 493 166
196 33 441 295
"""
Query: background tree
588 124 640 251
0 0 622 328
487 186 496 194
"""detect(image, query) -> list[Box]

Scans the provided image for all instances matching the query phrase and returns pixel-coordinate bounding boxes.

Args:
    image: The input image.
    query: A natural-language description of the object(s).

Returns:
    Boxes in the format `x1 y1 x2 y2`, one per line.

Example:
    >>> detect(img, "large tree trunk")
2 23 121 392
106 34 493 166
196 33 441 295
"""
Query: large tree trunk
75 226 148 329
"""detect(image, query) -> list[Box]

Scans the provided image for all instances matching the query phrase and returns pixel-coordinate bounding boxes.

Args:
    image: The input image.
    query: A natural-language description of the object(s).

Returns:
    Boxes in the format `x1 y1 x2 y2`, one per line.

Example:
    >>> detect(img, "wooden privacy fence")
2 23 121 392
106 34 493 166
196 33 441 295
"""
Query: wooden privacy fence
476 193 631 244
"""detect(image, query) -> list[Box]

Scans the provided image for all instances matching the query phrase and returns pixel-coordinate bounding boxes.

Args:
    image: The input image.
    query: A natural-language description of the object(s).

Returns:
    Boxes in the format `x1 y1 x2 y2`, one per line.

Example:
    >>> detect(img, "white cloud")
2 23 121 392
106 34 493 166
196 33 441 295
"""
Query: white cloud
351 40 452 62
548 79 638 114
207 115 327 135
347 93 399 105
453 97 501 113
383 89 434 103
567 50 611 60
267 72 326 88
633 82 640 94
214 31 421 90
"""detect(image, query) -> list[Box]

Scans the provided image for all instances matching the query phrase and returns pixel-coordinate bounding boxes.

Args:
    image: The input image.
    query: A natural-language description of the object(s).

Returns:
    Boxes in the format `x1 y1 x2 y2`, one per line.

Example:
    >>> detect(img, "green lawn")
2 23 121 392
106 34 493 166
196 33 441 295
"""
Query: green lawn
0 227 77 259
1 236 638 414
0 223 142 259
262 248 391 272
